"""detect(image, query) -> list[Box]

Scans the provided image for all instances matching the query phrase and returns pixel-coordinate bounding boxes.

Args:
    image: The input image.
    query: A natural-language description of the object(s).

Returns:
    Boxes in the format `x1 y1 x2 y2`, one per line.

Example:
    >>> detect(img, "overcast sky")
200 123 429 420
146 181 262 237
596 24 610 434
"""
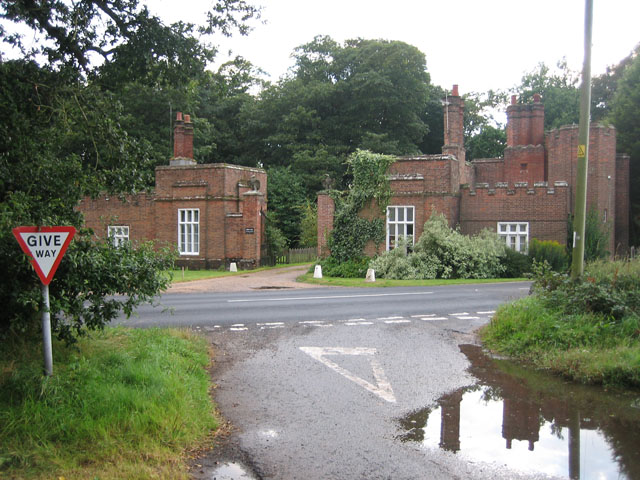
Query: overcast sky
153 0 639 95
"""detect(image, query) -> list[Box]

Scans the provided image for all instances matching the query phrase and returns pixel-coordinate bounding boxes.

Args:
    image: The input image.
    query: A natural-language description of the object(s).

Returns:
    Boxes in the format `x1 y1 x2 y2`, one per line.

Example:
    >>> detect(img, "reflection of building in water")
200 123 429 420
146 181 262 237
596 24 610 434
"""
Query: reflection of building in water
439 390 463 452
502 397 541 451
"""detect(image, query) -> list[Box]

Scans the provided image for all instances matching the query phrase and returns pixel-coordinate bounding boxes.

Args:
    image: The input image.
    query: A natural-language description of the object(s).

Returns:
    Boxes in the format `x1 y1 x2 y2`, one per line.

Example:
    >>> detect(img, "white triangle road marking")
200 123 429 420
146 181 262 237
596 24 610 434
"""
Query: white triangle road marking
299 347 396 403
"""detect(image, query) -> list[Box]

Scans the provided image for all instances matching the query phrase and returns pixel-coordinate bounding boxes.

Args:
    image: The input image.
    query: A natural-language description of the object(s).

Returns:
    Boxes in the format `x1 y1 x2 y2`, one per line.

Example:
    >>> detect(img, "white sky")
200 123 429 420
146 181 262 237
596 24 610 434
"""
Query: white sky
152 0 640 96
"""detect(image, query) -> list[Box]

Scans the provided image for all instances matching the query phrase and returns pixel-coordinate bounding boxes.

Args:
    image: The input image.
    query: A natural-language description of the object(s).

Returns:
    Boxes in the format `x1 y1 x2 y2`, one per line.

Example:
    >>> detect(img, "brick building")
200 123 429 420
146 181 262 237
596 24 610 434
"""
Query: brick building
79 113 267 269
318 85 630 257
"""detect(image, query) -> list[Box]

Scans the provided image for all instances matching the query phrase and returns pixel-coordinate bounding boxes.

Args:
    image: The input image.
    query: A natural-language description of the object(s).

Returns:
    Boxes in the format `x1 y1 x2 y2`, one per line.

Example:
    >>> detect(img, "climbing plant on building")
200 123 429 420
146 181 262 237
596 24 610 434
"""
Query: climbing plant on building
327 150 395 264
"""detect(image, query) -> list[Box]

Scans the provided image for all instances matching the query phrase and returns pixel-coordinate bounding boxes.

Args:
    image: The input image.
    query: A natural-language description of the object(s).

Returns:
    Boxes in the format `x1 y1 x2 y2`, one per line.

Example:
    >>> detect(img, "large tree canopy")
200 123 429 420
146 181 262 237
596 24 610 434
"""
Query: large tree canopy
238 36 439 195
610 45 640 245
0 1 261 342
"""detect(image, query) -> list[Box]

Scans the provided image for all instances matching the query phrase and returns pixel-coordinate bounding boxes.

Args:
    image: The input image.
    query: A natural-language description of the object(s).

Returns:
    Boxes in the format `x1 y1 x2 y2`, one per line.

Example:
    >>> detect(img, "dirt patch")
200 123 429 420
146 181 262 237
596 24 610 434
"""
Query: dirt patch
166 265 326 293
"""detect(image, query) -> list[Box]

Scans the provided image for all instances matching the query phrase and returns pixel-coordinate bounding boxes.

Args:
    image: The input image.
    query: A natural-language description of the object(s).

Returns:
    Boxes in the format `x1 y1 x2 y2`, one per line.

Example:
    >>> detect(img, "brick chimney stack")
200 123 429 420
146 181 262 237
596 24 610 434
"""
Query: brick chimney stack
170 112 196 166
442 84 469 185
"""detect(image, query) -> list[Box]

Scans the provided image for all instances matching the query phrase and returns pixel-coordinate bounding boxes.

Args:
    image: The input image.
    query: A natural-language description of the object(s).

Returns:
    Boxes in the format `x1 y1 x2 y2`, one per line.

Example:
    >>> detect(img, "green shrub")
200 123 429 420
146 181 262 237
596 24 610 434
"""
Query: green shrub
501 246 532 277
370 214 506 280
528 238 568 272
314 256 370 278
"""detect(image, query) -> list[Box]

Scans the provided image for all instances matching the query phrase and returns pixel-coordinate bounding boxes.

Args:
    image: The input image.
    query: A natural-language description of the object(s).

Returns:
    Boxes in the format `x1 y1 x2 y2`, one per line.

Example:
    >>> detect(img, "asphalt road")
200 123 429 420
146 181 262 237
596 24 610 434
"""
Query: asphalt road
119 282 532 330
117 281 566 480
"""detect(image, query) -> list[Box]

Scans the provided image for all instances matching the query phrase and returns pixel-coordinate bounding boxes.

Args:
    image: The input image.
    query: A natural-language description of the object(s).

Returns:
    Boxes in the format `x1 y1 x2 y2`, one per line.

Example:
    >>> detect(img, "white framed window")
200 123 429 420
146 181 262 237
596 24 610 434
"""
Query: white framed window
387 206 415 250
108 225 129 247
178 209 199 255
497 222 529 253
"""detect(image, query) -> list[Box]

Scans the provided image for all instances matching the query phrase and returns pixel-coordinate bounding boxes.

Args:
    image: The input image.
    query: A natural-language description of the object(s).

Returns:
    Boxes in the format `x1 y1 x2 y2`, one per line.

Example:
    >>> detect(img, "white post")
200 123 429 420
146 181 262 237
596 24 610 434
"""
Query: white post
230 262 238 272
366 268 376 282
41 283 53 376
313 265 323 279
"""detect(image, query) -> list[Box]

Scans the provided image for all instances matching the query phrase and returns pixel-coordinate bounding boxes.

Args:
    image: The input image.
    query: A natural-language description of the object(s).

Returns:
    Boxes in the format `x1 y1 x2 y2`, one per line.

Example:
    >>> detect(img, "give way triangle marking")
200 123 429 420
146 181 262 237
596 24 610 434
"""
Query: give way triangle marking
300 347 396 403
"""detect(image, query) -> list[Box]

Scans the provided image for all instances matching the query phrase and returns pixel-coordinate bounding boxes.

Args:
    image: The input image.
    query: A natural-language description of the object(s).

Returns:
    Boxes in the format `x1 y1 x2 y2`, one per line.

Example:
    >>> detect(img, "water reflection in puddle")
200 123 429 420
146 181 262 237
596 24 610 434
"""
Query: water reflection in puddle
399 344 640 479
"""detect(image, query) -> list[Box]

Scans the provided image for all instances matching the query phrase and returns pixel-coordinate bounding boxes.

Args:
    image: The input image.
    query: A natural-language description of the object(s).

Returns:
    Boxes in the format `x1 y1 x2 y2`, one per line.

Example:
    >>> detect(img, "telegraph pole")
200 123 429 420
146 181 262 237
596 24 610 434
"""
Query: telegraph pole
571 0 594 279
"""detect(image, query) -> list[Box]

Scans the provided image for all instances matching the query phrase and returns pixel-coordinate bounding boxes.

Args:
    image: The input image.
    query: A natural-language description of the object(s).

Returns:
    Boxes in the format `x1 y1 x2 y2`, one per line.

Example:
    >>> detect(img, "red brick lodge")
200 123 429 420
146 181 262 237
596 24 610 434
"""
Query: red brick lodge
318 85 630 257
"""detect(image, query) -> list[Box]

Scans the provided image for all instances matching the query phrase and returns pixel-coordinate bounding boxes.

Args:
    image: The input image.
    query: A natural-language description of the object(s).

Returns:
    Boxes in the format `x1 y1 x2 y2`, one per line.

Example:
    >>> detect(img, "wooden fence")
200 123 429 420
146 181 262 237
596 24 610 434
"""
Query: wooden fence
261 246 317 267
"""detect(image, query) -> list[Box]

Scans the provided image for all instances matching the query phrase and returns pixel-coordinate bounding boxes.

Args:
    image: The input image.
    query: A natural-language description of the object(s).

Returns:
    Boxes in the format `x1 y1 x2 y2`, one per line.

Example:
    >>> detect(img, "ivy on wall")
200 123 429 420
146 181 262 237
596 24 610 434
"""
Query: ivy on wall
328 150 395 262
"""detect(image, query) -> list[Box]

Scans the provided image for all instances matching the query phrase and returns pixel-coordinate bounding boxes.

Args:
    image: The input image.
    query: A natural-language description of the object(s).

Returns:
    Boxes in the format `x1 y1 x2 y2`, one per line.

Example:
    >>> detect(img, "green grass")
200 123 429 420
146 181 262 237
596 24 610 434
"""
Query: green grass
169 262 312 283
0 328 217 479
297 272 529 288
481 295 640 388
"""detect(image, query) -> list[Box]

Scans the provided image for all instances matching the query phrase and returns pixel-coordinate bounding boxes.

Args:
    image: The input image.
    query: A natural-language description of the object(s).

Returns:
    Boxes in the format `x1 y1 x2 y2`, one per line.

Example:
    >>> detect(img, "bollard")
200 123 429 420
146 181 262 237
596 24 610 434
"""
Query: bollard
230 262 238 272
313 265 323 279
365 268 376 282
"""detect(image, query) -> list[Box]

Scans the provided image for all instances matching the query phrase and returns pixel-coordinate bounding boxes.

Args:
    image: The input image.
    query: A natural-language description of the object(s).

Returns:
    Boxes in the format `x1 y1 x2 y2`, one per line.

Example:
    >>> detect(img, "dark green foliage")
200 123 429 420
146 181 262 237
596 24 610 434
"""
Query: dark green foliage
531 259 640 323
567 207 611 262
610 45 640 247
466 125 507 161
515 61 580 130
500 246 532 278
0 60 175 343
528 239 568 272
370 213 506 280
328 150 395 263
299 201 318 248
482 258 640 387
266 166 307 246
314 256 370 279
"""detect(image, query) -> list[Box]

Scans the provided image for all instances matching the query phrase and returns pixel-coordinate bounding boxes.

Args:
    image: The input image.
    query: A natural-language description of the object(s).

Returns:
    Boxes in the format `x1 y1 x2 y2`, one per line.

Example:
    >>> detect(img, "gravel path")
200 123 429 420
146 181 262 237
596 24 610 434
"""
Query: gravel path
166 264 326 293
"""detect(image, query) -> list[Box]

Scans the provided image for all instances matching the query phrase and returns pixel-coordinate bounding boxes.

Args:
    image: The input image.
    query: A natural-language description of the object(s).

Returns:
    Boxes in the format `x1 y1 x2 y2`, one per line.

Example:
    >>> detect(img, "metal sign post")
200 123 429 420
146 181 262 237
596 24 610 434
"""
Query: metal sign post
12 226 76 376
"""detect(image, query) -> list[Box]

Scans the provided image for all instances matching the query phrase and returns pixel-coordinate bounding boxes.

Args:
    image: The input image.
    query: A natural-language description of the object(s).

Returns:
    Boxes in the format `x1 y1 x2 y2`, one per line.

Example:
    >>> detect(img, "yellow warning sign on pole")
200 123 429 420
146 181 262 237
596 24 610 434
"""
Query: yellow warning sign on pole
577 144 586 158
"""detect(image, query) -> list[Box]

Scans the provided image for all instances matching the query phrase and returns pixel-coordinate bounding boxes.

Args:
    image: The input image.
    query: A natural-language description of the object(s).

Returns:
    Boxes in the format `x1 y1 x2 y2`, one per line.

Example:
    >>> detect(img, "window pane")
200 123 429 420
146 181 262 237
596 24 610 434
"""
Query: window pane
510 224 517 232
499 224 507 232
388 208 395 221
407 208 413 222
389 224 396 236
398 209 404 222
407 224 413 235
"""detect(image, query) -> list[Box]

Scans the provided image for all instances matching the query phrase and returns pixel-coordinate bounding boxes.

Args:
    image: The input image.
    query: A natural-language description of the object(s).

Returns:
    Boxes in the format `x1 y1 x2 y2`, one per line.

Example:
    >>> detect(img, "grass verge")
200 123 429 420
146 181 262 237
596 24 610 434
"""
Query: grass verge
169 262 312 283
0 327 217 479
481 258 640 388
297 273 529 288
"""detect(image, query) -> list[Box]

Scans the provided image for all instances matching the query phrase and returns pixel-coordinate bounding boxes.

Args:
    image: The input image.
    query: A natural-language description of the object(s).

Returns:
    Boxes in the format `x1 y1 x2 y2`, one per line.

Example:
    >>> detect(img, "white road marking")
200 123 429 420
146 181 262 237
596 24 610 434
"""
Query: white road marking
455 316 480 320
299 320 326 324
411 314 435 318
345 321 373 326
384 319 411 324
477 311 495 314
260 325 285 330
227 291 434 303
257 322 285 326
449 312 469 316
230 327 248 331
377 316 404 320
299 347 396 403
231 323 245 327
418 317 448 321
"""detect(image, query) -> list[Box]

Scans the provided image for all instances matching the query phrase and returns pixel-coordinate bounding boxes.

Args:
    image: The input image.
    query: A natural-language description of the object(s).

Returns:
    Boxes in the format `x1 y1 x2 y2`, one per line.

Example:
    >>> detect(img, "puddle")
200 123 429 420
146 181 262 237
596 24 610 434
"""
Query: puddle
399 344 640 479
209 461 256 480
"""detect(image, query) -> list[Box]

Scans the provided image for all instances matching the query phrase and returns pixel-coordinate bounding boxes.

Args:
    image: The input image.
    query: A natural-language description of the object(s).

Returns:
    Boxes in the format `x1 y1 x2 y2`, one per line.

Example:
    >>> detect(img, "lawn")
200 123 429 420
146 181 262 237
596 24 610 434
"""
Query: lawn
0 328 217 479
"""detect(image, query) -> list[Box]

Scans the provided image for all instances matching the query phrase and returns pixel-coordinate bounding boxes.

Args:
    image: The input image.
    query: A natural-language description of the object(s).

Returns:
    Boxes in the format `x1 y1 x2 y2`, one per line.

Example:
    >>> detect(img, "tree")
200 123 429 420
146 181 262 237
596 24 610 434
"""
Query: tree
610 46 640 246
514 61 580 130
466 125 507 161
1 0 258 73
266 166 307 247
591 45 639 122
244 36 438 196
0 1 261 342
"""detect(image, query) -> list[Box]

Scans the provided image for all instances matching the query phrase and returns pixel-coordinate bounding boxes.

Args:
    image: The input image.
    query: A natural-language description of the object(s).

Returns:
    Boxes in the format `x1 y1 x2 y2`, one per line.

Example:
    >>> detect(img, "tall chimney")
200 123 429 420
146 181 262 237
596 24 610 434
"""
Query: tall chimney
170 112 195 166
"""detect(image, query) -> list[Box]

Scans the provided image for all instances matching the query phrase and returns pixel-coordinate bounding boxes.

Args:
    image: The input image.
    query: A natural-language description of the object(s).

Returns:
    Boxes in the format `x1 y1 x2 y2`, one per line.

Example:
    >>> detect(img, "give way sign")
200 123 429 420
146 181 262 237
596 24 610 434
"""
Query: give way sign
12 226 76 285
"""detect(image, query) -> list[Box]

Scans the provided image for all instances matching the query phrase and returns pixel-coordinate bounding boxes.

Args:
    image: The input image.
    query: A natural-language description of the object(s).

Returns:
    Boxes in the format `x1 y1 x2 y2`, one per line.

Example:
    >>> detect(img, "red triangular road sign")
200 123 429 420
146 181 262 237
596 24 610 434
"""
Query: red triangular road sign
12 226 76 285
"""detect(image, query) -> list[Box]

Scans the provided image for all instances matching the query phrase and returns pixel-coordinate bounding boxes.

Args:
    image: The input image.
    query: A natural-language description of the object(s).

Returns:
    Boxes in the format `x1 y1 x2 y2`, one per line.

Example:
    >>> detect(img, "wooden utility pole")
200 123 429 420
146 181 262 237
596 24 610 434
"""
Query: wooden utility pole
571 0 594 279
